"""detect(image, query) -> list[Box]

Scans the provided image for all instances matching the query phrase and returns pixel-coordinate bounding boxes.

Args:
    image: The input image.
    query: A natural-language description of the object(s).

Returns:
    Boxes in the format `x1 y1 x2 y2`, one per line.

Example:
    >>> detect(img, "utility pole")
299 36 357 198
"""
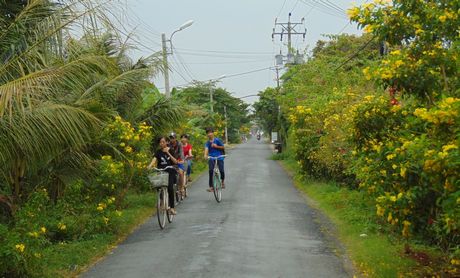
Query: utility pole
274 66 280 89
161 33 171 98
272 13 306 65
224 105 228 144
209 85 214 113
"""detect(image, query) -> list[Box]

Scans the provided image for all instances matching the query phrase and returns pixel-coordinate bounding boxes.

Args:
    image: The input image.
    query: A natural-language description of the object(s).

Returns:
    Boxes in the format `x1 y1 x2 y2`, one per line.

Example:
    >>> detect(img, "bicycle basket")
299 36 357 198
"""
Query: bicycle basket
148 172 169 188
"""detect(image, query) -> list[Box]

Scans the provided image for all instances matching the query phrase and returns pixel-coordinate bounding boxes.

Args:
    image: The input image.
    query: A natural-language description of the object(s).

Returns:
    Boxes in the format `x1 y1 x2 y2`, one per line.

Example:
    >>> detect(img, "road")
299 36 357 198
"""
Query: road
82 139 350 278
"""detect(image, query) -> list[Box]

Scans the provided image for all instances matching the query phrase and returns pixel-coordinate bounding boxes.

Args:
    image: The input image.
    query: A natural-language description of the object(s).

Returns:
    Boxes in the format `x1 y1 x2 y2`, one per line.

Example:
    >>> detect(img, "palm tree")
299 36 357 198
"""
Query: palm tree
0 0 181 213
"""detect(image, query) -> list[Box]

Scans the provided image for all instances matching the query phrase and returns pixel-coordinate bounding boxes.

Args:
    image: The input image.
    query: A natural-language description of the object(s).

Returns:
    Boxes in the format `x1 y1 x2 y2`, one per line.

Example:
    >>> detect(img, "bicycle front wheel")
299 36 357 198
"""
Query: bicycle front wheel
213 172 222 203
157 187 167 229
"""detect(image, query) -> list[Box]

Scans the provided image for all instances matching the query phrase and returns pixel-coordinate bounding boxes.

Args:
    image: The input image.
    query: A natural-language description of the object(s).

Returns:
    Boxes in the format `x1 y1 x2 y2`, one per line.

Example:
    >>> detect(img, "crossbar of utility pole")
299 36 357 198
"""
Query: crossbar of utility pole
272 13 306 56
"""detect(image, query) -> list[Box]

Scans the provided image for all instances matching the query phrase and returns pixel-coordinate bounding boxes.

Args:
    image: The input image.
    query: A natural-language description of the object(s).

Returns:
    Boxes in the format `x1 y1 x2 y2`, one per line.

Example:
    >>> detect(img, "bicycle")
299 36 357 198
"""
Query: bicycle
208 155 227 203
148 167 177 229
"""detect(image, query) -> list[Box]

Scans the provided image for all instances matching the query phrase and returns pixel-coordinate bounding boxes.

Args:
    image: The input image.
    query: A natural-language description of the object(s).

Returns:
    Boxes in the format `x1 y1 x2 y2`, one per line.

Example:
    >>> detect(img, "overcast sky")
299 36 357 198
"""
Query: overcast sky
121 0 367 104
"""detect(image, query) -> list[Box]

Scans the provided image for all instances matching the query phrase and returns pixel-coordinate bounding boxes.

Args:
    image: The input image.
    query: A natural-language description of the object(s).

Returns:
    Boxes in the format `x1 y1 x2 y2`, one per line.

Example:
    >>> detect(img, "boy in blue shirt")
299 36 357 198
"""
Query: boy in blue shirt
203 127 225 191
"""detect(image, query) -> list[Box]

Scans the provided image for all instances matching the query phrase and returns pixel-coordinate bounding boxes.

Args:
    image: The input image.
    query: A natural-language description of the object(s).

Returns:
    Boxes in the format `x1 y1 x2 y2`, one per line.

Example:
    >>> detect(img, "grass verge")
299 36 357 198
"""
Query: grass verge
41 160 208 278
278 156 429 277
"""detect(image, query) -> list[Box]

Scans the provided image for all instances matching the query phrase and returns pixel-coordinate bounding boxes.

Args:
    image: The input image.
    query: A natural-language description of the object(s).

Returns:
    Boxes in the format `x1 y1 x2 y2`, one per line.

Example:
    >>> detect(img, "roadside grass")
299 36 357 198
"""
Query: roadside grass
278 156 426 277
42 192 156 277
42 160 208 278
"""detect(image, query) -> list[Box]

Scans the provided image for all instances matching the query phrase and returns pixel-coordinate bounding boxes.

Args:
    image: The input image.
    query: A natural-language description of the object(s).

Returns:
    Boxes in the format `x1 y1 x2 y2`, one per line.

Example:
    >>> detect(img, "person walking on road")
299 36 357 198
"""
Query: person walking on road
203 127 225 191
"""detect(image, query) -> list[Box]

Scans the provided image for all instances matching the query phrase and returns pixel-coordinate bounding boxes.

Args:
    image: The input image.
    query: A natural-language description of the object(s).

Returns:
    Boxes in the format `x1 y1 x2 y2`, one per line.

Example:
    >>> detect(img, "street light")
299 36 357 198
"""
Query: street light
162 20 194 98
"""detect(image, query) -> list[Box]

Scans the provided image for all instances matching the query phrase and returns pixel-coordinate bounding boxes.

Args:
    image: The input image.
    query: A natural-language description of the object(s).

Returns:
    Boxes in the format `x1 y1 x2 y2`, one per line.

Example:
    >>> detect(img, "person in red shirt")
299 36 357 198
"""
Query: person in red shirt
181 134 193 182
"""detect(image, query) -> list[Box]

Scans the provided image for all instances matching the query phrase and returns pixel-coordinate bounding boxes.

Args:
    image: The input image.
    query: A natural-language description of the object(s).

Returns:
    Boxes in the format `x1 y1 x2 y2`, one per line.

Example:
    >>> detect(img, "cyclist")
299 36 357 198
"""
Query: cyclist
203 127 225 192
148 136 177 215
181 134 193 182
168 132 186 196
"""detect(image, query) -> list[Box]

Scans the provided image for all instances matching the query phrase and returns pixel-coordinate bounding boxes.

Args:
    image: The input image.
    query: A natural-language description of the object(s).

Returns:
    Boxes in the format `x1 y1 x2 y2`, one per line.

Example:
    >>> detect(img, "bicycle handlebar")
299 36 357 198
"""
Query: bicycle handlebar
151 166 176 172
207 155 227 160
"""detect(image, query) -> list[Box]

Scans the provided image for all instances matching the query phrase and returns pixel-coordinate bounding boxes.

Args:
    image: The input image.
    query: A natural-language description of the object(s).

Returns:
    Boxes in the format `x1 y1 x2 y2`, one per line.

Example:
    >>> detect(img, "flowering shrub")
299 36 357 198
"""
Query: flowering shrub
95 116 153 203
351 95 460 247
348 0 460 102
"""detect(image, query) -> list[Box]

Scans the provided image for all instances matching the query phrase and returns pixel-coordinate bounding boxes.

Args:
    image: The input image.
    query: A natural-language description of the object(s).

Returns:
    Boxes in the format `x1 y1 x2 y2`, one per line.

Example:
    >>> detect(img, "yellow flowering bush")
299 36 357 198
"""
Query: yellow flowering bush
351 95 460 245
96 116 154 203
348 0 460 102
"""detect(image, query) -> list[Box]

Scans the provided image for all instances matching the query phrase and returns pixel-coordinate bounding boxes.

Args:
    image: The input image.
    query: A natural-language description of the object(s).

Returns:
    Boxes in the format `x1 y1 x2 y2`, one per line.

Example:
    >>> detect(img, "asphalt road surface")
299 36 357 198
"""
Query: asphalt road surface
82 139 350 278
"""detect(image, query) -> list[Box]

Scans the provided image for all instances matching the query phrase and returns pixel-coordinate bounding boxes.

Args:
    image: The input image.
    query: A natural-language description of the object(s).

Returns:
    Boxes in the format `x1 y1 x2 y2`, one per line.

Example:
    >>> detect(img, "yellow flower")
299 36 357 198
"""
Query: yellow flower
392 164 398 169
134 135 140 141
442 144 458 152
346 7 360 19
376 205 385 216
439 15 447 22
101 155 112 161
103 216 109 225
393 60 404 68
362 67 372 80
387 212 393 222
58 223 67 231
386 153 396 160
40 227 46 234
28 231 39 238
125 146 133 153
451 259 460 265
380 170 387 176
15 244 25 253
400 167 407 178
119 142 126 147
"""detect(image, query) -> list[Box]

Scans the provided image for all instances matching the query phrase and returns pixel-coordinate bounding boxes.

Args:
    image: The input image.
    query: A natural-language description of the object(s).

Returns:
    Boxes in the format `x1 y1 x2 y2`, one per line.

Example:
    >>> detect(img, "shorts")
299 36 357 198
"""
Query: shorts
177 163 186 171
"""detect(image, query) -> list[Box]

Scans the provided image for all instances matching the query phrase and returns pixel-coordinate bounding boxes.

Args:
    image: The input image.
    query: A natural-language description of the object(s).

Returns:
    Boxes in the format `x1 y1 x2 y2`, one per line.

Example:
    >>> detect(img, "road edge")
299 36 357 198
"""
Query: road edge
276 160 358 278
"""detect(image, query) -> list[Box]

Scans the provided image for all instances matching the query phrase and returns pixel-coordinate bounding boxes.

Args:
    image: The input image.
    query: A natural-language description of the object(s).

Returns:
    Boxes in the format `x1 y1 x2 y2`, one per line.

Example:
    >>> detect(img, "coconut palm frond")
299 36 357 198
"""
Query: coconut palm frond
139 96 184 135
0 103 102 174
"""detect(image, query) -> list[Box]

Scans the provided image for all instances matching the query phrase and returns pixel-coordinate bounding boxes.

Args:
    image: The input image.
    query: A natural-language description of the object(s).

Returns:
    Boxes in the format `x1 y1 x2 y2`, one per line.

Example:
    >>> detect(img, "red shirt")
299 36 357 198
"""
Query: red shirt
183 143 192 158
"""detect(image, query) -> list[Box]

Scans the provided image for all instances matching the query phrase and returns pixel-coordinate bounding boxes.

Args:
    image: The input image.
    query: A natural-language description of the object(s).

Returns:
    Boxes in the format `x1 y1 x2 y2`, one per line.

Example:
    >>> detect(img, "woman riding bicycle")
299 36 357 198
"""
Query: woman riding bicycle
148 136 178 215
181 134 193 182
203 127 225 192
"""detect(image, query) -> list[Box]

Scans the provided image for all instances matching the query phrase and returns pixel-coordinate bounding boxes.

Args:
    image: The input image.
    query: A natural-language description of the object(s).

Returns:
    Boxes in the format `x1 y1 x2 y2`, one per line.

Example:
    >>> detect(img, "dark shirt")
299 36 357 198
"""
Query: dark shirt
169 141 184 161
155 149 173 169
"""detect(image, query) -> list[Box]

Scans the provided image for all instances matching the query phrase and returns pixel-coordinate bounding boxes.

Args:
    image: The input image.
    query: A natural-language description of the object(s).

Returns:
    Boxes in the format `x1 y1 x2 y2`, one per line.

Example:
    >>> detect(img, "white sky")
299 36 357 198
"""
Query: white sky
121 0 367 104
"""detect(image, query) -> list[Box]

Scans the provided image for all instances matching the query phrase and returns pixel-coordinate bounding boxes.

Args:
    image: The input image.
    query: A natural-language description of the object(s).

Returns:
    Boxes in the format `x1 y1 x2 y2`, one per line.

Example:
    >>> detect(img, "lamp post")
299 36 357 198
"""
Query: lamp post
162 20 194 98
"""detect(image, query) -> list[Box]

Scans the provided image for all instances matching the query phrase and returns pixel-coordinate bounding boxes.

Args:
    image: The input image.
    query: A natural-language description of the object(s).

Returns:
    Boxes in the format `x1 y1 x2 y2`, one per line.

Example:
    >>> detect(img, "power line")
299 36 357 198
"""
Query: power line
174 47 274 55
299 0 347 19
291 0 301 12
335 35 376 70
277 0 289 18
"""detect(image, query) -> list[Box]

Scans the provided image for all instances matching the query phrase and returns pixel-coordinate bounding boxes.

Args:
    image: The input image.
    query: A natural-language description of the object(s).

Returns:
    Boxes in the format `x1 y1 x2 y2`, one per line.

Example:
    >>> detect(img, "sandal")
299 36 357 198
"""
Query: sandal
168 208 177 215
206 188 214 192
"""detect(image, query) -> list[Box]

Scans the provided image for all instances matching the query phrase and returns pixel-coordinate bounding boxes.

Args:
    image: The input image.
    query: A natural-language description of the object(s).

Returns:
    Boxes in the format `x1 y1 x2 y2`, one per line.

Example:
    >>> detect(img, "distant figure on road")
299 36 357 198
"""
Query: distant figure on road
204 127 225 191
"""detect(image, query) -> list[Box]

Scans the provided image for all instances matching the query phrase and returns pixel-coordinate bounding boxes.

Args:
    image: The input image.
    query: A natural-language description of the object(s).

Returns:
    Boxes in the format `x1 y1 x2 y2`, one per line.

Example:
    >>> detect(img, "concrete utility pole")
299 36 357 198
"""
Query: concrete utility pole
161 33 171 98
161 20 194 98
209 85 214 113
272 13 306 65
224 105 228 144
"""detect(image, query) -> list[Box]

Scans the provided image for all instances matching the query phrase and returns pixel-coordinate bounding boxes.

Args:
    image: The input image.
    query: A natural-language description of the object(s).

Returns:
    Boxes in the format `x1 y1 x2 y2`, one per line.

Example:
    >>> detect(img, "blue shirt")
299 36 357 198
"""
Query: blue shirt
205 138 225 160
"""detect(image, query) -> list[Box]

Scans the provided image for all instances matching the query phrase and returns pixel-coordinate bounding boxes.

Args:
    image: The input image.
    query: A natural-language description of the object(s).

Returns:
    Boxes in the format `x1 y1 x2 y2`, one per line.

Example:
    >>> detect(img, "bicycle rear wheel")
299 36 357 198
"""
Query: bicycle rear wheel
213 172 222 203
157 188 167 229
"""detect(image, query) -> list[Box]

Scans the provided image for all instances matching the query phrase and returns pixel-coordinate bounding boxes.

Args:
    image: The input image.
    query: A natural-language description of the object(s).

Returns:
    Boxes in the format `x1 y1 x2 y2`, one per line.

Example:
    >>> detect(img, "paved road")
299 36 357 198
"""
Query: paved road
83 139 350 278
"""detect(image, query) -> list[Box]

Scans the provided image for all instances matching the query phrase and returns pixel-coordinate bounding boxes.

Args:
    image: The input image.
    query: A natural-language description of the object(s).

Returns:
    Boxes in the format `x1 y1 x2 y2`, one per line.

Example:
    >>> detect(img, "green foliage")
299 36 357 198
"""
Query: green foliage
173 83 251 143
348 0 460 102
255 1 460 271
